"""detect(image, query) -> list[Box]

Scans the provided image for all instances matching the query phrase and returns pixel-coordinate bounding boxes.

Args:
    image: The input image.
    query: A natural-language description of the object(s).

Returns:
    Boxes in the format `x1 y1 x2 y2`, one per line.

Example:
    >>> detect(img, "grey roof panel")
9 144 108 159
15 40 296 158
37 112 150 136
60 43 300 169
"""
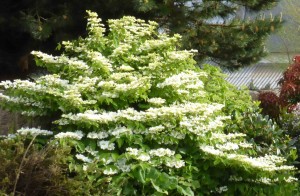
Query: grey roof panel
224 63 288 89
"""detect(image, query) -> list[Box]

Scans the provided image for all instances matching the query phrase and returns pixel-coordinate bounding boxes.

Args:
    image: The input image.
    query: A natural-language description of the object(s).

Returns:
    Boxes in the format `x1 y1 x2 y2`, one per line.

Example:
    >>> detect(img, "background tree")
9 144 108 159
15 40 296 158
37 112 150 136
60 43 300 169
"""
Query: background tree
263 0 300 63
0 0 282 78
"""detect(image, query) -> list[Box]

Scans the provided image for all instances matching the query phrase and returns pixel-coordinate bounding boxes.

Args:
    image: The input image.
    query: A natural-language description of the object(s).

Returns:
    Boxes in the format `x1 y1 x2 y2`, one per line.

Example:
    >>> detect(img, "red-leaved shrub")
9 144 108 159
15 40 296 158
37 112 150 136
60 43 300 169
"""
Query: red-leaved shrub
258 91 280 120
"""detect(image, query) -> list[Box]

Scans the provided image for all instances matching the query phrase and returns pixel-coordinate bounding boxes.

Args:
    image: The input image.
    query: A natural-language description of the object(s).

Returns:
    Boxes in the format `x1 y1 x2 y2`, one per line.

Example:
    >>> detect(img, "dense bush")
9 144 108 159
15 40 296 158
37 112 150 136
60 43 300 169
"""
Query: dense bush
203 66 291 158
0 11 297 195
258 91 280 120
258 62 300 169
0 129 102 195
279 62 300 107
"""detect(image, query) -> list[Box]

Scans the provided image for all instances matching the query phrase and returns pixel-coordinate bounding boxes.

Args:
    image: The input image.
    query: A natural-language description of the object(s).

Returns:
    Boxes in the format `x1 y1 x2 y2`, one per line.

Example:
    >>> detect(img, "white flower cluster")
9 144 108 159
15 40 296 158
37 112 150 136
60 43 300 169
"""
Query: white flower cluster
229 175 298 185
103 167 118 175
210 133 246 142
87 131 109 139
86 10 106 35
149 148 175 157
85 146 99 156
74 76 99 92
147 97 166 106
110 43 132 58
0 79 44 93
55 131 84 140
118 65 135 72
98 140 115 150
31 51 91 73
126 147 139 156
215 142 239 151
215 186 228 194
157 70 205 89
232 155 296 171
148 125 165 133
200 145 296 172
137 154 151 161
0 93 47 109
76 154 93 163
17 127 53 136
87 51 113 72
97 73 151 99
109 126 132 138
167 50 194 61
180 116 228 136
165 160 185 168
200 145 223 156
3 134 17 140
125 147 185 168
139 35 180 53
38 74 69 87
115 158 131 172
58 102 225 125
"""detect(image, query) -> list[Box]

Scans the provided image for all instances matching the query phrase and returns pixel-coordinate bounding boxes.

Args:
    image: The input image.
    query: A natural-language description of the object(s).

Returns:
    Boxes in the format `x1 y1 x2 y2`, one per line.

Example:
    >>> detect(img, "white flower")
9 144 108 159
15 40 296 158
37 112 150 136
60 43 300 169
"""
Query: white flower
101 91 119 98
54 130 84 140
87 131 109 139
149 148 175 157
284 176 298 183
216 142 239 151
200 145 223 156
148 98 166 105
137 154 151 161
76 154 93 163
258 177 272 185
82 165 88 171
85 146 99 156
238 142 253 148
156 71 205 89
165 160 185 168
103 168 118 175
126 147 139 156
98 140 115 150
225 154 296 172
1 134 17 140
215 186 228 193
210 133 246 142
110 126 132 137
115 158 131 172
17 127 53 136
118 65 135 71
148 125 165 133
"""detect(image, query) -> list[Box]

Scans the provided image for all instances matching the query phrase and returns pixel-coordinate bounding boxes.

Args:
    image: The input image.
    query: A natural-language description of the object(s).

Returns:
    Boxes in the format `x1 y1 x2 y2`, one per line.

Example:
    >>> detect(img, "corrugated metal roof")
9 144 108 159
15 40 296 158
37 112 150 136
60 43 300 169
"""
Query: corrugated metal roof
224 63 289 89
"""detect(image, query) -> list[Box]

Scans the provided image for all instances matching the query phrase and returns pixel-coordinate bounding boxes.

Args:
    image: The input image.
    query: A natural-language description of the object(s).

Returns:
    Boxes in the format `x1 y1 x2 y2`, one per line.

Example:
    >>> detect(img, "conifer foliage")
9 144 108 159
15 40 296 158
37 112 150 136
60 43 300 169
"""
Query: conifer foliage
0 0 282 75
132 0 282 69
0 11 297 195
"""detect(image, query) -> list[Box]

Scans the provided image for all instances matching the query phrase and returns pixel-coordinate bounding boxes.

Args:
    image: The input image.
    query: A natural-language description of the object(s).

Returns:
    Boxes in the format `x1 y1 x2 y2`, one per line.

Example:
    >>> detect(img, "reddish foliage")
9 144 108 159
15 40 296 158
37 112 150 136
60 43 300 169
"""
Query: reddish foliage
259 60 300 120
293 55 300 63
258 91 280 120
279 61 300 107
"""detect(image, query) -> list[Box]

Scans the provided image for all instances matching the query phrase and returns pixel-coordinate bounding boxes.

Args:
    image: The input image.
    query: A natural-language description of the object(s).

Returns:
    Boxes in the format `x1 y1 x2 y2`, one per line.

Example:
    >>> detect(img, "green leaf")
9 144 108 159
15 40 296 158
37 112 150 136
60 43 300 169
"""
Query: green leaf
150 179 168 194
132 166 146 184
76 141 86 152
177 185 194 196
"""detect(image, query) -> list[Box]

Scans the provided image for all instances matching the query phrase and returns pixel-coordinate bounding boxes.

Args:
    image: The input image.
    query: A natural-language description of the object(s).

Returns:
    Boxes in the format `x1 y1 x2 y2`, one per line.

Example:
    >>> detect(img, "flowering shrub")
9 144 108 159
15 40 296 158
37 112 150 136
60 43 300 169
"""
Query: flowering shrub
203 66 291 158
0 11 298 195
